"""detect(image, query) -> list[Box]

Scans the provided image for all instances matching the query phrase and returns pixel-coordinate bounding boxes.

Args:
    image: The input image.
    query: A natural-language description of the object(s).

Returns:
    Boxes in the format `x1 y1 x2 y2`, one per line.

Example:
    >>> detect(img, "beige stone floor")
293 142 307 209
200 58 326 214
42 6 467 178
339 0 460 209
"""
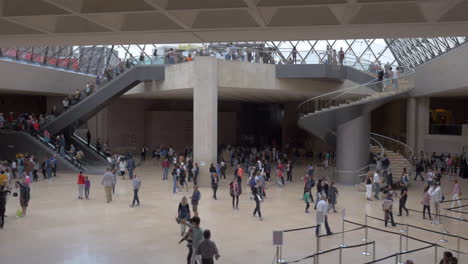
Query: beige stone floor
1 163 467 264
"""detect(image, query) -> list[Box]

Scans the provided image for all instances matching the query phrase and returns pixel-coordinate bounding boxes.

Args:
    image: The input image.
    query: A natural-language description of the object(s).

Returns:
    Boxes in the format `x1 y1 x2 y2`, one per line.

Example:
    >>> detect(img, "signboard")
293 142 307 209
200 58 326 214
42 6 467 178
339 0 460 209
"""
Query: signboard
273 231 283 246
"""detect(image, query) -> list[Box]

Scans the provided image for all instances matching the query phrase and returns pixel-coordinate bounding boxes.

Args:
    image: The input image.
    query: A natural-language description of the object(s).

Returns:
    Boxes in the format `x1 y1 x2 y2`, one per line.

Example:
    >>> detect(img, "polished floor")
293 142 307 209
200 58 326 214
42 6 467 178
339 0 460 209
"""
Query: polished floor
1 162 467 264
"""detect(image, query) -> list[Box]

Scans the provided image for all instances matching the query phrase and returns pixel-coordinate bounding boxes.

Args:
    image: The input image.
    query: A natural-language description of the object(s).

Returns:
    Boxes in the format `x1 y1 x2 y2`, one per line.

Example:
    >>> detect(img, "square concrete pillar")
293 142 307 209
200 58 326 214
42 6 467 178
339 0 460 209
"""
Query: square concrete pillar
193 56 218 186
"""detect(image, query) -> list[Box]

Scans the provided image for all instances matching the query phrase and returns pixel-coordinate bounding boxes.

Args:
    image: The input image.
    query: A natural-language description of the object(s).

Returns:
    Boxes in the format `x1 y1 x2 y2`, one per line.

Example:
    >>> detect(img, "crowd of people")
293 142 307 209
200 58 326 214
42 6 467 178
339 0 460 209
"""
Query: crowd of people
0 137 465 263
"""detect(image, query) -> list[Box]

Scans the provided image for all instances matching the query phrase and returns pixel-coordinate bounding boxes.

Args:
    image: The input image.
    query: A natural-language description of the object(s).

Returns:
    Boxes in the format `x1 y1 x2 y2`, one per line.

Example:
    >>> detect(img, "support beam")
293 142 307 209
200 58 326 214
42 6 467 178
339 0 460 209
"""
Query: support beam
144 0 192 30
242 0 266 27
336 113 370 185
418 0 463 23
42 0 120 32
193 56 218 187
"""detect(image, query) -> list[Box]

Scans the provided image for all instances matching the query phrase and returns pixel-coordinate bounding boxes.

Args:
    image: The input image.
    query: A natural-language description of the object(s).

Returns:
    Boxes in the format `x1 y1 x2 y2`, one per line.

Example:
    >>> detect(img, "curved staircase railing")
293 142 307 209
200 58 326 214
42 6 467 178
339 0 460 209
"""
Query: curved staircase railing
297 66 415 116
369 132 415 171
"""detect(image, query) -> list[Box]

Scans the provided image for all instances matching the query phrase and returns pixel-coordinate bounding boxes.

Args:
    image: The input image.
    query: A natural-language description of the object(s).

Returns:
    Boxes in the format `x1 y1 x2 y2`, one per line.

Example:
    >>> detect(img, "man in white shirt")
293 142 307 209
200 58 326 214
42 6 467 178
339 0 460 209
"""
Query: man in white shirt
315 196 332 236
373 171 381 200
428 183 443 224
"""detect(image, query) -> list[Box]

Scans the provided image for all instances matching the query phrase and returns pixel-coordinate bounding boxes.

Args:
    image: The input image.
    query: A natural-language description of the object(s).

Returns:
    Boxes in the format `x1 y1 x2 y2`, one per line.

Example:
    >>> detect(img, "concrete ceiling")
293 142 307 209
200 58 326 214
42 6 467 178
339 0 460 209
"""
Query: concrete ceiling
0 0 467 47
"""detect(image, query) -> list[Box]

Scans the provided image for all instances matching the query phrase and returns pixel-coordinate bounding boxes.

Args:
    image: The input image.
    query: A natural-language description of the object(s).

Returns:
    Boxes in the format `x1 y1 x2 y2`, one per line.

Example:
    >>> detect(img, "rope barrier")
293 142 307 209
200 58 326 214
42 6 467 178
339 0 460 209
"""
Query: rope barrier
317 226 365 238
366 214 468 240
282 225 318 233
440 198 468 204
445 204 468 210
281 241 375 264
363 244 436 264
446 208 468 214
408 208 468 223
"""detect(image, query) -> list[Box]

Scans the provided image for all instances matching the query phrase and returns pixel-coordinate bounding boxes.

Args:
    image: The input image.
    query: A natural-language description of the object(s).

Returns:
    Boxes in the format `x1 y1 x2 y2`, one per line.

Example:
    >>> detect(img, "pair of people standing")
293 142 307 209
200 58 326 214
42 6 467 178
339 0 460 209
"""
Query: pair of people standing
76 171 90 200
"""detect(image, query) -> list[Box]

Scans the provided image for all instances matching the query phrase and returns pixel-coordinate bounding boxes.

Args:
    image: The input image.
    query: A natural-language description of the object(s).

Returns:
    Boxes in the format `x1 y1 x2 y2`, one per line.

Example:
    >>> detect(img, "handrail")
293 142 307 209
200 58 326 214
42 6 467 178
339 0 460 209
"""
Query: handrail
297 66 415 115
370 136 385 158
369 132 415 172
72 132 107 159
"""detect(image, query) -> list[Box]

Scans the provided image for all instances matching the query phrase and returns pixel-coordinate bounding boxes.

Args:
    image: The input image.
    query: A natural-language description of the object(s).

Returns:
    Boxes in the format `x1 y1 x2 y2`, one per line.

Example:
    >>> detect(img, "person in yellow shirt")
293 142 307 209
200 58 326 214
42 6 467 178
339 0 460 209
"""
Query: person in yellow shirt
0 170 8 187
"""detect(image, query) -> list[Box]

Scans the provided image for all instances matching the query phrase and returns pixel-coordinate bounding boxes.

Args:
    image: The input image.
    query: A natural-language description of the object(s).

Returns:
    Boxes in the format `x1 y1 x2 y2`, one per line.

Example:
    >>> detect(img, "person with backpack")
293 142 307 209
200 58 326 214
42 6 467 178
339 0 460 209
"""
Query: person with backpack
229 178 240 209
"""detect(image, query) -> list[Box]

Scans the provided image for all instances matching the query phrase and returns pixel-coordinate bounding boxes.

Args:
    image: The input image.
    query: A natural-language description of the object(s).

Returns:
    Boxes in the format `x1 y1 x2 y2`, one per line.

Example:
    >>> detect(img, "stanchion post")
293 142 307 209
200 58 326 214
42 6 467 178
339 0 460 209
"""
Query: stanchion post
316 235 320 264
434 245 438 264
340 216 347 247
339 246 342 264
276 246 280 264
395 254 399 264
280 246 283 263
372 241 376 262
399 234 403 264
363 214 370 242
405 225 409 254
457 235 460 261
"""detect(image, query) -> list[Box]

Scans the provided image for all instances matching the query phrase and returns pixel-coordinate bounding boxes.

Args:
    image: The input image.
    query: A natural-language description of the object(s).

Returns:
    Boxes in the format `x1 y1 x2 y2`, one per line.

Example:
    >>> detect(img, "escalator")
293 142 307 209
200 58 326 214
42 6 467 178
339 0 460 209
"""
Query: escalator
43 65 165 135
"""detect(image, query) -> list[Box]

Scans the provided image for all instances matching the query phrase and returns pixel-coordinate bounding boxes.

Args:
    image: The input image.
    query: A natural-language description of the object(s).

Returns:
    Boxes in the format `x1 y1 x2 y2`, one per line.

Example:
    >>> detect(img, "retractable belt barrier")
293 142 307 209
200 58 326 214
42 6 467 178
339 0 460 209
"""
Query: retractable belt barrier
282 240 375 264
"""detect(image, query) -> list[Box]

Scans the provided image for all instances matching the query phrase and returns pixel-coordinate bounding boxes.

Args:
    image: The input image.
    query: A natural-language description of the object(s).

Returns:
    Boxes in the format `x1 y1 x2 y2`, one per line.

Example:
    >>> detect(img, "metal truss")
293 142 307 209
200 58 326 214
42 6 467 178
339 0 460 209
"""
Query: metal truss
1 37 467 76
386 37 468 68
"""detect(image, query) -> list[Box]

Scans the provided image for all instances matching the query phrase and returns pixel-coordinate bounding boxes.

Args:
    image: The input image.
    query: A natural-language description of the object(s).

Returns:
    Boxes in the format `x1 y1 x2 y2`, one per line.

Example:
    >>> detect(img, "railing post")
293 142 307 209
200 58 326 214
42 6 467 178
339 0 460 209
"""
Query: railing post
276 246 280 264
457 235 460 261
434 245 438 264
340 216 347 247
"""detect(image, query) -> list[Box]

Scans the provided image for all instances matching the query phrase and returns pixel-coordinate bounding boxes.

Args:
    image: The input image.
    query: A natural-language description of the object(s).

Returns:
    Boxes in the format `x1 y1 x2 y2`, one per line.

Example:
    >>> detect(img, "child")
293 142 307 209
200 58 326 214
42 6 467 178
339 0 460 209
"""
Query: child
84 176 91 200
304 190 311 213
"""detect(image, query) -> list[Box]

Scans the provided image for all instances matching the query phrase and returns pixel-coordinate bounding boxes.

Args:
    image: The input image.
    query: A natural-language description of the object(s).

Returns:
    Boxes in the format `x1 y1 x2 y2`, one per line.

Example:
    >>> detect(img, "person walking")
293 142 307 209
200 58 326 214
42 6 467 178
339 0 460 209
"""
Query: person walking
196 229 221 264
397 181 409 216
414 162 424 181
193 163 200 186
179 216 203 264
422 186 432 220
252 183 263 220
373 170 381 200
304 189 311 213
179 218 195 264
211 173 219 200
127 157 135 180
236 165 244 194
16 179 30 217
229 178 240 209
84 176 91 200
86 130 91 146
178 196 191 236
130 174 141 207
427 168 435 187
191 186 201 217
382 193 396 227
429 182 443 224
451 179 462 208
328 180 338 213
286 160 293 182
366 172 373 200
314 179 323 210
172 165 179 194
338 47 345 66
0 185 11 228
77 171 85 199
162 158 170 180
315 196 332 236
101 168 115 203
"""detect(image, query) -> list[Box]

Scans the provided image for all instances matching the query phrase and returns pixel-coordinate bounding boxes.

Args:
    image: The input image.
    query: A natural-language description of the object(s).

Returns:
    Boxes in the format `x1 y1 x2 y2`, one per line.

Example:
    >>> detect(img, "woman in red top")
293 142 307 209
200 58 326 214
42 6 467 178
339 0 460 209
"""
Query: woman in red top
77 171 85 199
277 163 284 185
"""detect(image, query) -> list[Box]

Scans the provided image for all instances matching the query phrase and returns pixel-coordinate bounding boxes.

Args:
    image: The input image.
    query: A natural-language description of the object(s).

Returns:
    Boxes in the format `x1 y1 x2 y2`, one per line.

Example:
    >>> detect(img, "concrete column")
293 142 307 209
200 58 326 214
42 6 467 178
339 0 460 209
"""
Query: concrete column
193 56 218 186
336 113 370 185
406 97 417 151
415 97 430 153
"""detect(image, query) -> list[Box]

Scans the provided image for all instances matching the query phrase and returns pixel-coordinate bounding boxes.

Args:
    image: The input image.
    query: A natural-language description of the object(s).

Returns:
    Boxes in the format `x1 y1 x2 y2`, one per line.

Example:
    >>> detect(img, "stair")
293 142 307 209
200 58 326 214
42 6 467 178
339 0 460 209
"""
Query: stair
370 145 411 181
